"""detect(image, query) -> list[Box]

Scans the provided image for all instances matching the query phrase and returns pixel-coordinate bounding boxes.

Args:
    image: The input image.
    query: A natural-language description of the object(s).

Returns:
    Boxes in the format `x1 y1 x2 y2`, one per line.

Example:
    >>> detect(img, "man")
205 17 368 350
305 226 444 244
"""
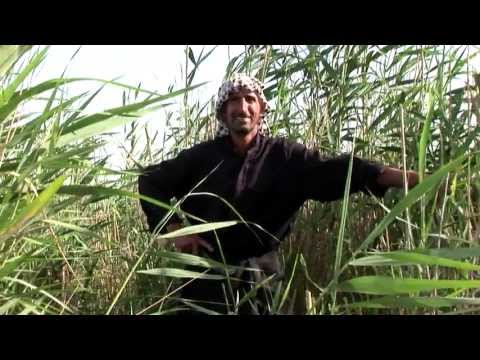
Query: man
138 73 418 315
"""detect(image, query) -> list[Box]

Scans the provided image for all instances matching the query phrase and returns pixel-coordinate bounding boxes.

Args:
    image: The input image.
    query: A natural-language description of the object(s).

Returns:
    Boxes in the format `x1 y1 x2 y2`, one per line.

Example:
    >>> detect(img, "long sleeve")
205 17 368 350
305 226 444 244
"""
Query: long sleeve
285 142 388 202
138 150 193 233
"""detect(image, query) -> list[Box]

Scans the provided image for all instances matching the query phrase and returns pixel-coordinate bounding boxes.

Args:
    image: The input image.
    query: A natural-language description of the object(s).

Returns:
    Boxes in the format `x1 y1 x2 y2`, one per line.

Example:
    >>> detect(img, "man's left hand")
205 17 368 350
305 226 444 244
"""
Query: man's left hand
377 167 419 189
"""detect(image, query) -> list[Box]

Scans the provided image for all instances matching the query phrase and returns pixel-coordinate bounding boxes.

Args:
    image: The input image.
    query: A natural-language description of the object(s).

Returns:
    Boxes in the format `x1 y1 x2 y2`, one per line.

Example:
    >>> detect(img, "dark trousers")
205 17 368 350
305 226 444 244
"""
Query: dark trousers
176 251 283 315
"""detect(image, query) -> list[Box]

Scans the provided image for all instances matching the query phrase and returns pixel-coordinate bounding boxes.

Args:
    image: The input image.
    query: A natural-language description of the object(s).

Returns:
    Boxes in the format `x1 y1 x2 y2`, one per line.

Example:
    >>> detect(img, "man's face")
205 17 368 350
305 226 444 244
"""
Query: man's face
221 88 264 136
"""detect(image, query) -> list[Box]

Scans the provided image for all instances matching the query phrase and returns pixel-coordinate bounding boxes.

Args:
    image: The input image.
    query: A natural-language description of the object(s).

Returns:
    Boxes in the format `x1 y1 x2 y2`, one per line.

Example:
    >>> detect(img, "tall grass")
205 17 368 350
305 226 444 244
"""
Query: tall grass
0 45 479 314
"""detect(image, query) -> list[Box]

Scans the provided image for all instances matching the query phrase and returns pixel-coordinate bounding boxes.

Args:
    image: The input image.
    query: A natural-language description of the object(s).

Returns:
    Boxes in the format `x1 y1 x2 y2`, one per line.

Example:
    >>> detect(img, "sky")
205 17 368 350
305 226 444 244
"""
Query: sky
35 45 244 107
26 45 480 169
29 45 245 167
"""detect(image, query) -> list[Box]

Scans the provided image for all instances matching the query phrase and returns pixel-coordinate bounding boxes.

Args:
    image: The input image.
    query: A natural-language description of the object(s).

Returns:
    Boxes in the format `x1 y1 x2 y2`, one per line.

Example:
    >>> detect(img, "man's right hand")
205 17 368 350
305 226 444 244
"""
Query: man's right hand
166 223 214 255
173 235 214 255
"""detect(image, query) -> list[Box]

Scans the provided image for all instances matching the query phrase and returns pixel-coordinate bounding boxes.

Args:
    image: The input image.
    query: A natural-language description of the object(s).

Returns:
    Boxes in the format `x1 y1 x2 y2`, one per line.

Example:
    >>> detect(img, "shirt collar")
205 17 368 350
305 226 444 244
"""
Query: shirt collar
221 132 265 157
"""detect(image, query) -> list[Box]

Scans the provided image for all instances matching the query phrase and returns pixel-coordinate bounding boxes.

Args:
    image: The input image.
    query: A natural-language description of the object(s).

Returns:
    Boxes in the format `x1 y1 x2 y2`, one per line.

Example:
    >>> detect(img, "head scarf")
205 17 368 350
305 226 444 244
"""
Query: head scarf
214 73 270 137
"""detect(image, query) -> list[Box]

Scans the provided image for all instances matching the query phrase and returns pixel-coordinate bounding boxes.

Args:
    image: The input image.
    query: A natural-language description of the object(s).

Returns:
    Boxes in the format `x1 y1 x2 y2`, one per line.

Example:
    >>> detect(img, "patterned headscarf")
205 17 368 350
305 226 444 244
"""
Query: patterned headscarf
215 73 270 137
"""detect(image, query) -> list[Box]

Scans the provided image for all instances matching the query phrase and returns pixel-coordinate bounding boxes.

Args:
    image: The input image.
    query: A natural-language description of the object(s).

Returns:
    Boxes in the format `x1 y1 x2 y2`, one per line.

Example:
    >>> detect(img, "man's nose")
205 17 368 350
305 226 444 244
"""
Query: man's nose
239 98 249 113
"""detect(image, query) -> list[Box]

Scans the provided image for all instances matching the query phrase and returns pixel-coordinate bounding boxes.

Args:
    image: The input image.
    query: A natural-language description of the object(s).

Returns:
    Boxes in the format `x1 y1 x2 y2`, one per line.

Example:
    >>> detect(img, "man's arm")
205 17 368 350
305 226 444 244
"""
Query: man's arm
138 150 193 233
138 151 214 254
285 142 418 201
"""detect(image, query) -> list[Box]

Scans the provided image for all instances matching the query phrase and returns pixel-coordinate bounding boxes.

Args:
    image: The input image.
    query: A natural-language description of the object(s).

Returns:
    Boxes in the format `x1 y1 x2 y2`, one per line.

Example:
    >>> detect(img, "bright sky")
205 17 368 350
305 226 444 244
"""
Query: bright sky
32 45 245 167
29 45 480 169
36 45 244 106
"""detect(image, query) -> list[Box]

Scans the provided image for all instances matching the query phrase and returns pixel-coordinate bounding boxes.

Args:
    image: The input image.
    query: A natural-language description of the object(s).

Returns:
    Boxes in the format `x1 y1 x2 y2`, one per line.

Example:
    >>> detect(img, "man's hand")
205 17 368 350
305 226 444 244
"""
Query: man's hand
174 235 214 255
166 223 214 255
377 167 419 189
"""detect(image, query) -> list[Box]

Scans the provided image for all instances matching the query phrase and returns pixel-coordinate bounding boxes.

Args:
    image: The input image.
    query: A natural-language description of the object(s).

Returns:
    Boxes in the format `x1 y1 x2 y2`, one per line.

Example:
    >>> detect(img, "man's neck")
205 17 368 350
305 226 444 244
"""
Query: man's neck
230 130 258 156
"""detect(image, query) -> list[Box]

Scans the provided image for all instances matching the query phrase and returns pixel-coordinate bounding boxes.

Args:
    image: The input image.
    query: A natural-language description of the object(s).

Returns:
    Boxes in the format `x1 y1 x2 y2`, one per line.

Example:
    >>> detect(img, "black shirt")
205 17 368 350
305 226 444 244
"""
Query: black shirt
138 134 387 264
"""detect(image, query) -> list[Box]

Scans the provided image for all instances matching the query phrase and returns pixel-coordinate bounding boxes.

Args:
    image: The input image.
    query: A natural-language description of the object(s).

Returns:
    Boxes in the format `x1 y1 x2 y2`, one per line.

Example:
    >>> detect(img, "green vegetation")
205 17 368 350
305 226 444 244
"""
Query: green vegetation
1 45 479 314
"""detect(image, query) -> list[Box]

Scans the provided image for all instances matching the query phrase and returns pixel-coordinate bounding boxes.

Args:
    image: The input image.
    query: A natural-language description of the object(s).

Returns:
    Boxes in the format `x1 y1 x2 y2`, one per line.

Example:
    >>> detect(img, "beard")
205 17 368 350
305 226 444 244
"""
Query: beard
227 116 258 135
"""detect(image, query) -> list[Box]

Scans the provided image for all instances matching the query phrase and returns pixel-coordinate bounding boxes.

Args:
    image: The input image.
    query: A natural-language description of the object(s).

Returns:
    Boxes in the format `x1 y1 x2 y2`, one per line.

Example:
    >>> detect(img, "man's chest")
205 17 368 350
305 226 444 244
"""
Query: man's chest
191 153 288 203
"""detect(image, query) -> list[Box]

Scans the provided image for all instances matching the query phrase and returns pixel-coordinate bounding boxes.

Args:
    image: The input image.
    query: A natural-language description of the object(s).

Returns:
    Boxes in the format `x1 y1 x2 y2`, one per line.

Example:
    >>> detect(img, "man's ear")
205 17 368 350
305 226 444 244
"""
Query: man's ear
258 94 267 113
259 102 267 119
219 107 226 122
220 99 232 121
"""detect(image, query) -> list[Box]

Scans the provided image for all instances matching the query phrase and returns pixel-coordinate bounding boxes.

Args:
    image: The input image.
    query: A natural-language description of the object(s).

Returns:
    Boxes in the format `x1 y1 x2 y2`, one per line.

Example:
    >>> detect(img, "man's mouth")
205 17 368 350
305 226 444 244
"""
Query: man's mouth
234 117 250 123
